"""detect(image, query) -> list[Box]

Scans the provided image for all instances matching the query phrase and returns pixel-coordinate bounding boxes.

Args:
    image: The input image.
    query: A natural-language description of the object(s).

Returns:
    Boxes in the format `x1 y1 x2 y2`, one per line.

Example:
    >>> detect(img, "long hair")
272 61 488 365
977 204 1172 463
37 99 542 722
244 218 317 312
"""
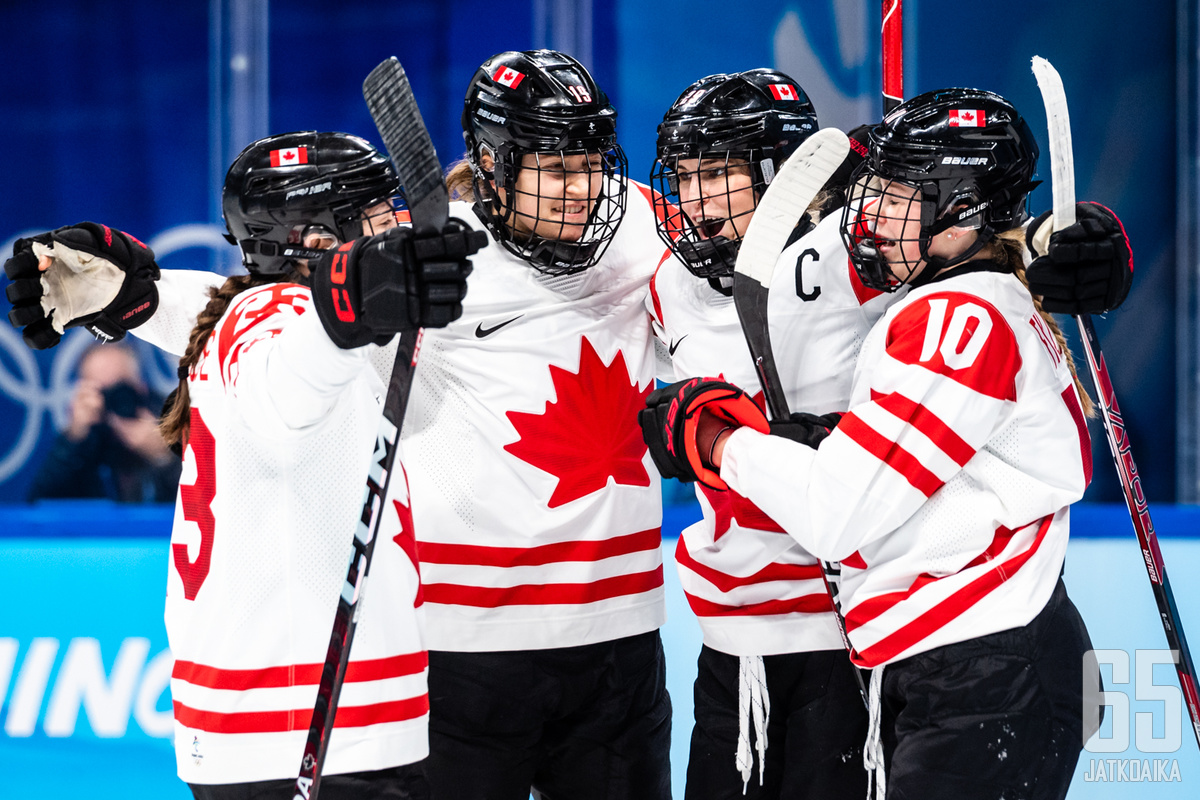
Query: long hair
993 230 1095 417
159 274 274 448
445 157 477 202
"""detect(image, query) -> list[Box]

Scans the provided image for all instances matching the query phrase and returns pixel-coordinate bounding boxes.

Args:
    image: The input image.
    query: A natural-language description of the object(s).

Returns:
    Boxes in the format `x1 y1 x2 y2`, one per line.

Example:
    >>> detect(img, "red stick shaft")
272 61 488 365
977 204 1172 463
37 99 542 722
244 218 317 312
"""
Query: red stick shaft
882 0 903 113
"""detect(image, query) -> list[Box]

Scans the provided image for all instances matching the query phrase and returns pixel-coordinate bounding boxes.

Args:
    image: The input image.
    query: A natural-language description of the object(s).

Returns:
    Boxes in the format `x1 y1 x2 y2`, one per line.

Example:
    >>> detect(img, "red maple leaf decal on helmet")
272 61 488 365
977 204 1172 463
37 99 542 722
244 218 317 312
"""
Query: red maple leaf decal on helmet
505 337 652 508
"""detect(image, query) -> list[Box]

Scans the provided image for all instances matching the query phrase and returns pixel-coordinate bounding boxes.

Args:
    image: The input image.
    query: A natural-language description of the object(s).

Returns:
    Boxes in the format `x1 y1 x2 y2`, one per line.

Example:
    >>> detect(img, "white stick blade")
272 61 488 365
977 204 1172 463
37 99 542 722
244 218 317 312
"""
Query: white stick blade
1031 56 1076 229
734 127 851 285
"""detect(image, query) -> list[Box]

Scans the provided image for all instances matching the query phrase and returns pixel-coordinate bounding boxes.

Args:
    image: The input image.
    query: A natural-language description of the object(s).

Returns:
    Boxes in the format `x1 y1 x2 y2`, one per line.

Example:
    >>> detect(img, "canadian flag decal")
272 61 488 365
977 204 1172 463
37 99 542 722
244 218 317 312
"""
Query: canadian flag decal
493 66 526 89
270 147 308 166
949 109 985 128
770 84 798 101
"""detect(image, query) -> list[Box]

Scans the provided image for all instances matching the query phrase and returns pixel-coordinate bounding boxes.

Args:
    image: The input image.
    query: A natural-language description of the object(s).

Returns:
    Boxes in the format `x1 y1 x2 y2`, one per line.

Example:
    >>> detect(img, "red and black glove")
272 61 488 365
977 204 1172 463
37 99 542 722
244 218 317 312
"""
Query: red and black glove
768 411 843 448
1025 201 1133 315
638 377 770 490
5 222 159 349
311 218 486 349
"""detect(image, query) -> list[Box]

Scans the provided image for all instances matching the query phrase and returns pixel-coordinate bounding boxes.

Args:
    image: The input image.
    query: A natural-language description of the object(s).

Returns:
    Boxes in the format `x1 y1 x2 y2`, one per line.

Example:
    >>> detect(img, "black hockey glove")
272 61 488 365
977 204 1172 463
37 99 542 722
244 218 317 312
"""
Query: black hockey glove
768 411 843 449
638 377 770 490
4 222 160 349
311 219 486 349
814 124 872 219
1025 201 1133 315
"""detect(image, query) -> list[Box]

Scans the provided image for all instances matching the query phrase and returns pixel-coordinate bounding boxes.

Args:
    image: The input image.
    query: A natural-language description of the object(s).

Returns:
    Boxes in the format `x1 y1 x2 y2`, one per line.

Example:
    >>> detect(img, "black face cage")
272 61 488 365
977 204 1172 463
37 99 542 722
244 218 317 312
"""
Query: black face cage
472 145 629 276
238 194 403 278
649 150 769 279
839 160 1003 292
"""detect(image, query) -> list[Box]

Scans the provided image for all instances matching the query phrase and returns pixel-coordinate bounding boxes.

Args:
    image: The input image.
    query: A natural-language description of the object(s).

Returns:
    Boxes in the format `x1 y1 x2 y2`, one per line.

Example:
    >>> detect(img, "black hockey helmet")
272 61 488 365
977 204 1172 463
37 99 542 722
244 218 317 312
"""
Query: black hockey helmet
840 87 1041 291
222 131 401 277
462 49 628 275
650 69 819 278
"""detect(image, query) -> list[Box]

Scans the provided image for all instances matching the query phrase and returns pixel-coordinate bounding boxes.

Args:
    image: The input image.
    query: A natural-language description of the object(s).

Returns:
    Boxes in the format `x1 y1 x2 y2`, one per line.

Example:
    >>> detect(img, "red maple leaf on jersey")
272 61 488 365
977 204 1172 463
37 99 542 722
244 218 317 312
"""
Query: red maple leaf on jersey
391 468 424 607
505 337 652 508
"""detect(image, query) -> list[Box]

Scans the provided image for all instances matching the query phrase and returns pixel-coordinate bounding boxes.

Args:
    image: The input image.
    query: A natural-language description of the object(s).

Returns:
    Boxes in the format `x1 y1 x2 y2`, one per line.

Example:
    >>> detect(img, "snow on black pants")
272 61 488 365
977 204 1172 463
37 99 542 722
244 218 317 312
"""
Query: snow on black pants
880 579 1101 800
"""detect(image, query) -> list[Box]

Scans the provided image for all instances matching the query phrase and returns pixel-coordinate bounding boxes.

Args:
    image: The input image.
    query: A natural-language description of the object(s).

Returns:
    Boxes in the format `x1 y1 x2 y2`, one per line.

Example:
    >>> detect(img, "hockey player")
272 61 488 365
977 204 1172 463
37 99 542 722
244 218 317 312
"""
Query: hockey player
410 49 671 800
8 52 674 800
645 69 871 800
644 88 1117 800
5 130 480 800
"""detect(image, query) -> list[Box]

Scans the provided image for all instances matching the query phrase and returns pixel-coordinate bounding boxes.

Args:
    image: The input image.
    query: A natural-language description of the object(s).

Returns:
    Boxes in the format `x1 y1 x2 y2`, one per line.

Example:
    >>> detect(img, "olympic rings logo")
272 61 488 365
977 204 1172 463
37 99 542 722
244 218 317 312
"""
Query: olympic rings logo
0 224 237 486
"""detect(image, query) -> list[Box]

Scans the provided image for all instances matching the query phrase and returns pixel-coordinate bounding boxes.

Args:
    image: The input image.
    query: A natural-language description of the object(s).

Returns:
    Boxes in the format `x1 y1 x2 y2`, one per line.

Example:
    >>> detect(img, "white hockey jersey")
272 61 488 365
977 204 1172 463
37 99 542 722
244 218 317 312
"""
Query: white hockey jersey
160 283 427 784
722 264 1092 668
146 182 666 657
405 186 665 652
648 211 892 656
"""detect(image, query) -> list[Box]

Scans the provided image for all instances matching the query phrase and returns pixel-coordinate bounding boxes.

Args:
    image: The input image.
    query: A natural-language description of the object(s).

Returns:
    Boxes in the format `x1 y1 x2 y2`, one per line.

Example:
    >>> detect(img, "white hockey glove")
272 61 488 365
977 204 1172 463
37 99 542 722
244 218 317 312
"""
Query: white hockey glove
4 222 160 349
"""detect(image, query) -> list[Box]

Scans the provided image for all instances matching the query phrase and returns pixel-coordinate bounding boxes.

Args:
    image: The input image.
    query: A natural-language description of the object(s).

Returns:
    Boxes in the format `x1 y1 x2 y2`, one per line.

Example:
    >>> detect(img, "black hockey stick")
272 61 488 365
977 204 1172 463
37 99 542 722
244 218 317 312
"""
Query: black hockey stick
1031 56 1200 751
729 128 872 710
294 57 447 800
733 128 849 421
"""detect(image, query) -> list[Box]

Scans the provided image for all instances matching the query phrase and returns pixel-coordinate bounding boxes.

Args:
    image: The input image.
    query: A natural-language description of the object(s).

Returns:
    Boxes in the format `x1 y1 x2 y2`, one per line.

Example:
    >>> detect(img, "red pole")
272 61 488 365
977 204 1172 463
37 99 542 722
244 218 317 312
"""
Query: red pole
882 0 903 114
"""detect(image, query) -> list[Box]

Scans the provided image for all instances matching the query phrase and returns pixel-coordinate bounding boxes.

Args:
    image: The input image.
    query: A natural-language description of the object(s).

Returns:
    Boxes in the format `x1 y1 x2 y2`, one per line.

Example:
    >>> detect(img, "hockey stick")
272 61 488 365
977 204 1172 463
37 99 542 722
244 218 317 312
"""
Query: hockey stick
881 0 903 114
730 128 871 708
294 57 447 800
1032 55 1200 750
733 127 850 421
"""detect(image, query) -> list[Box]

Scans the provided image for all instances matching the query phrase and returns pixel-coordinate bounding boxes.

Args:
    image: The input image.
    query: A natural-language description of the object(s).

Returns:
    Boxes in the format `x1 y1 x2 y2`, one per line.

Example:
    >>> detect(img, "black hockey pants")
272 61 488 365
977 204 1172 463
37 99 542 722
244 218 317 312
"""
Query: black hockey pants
880 578 1101 800
684 645 868 800
187 762 430 800
426 630 672 800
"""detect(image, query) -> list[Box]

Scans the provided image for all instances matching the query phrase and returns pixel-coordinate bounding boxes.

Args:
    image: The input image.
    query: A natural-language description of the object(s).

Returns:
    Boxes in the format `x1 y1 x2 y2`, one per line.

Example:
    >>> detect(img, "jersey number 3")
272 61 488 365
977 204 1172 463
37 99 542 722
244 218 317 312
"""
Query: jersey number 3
175 408 216 600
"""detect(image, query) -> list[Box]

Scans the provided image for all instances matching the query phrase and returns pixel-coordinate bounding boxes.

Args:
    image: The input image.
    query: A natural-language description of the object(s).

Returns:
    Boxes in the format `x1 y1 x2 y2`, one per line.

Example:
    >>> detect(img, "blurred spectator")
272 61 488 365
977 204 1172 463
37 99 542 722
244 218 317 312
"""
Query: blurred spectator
27 342 180 502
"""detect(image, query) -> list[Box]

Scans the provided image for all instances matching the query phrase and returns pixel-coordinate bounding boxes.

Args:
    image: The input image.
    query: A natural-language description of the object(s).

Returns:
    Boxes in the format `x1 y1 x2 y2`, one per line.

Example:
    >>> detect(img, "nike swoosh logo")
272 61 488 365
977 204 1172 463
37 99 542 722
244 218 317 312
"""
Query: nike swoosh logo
475 315 523 338
668 335 688 356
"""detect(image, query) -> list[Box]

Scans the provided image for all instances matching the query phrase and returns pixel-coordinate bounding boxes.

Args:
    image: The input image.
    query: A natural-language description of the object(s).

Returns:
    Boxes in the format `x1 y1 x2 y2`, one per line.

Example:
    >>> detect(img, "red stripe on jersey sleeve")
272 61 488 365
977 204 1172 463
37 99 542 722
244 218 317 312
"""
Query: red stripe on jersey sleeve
872 392 977 466
172 652 428 691
685 592 834 618
422 565 663 608
1061 386 1093 485
851 515 1054 666
838 412 944 497
173 694 429 735
418 527 661 568
674 536 823 593
885 292 1020 401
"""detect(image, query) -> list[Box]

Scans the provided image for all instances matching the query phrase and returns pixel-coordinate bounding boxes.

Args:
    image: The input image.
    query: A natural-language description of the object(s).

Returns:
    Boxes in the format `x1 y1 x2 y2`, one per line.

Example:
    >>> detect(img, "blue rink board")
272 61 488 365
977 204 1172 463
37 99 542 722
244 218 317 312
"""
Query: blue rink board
1 502 1198 798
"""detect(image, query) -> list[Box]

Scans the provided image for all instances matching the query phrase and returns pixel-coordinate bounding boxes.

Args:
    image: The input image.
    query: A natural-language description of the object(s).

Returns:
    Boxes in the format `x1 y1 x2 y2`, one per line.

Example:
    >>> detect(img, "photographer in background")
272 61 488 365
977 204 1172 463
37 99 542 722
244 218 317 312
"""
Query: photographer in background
28 342 179 503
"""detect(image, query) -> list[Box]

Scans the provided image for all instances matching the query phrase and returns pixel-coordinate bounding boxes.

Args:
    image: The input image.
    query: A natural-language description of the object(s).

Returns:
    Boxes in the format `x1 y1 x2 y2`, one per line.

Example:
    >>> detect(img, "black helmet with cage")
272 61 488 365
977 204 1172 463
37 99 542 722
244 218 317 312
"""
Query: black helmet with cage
840 87 1040 291
461 49 628 276
222 131 401 278
650 69 818 279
